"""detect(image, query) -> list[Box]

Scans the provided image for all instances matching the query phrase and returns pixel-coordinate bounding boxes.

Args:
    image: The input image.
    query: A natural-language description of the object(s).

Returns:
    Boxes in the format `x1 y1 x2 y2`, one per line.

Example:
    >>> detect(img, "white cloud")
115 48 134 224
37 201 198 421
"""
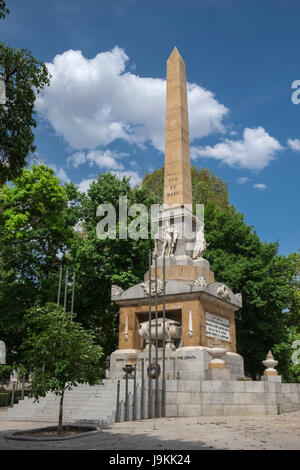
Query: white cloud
77 170 141 193
112 170 142 187
36 47 228 153
50 164 70 183
68 149 125 171
67 151 86 168
287 138 300 151
237 176 249 184
77 178 96 193
191 127 283 170
253 183 268 190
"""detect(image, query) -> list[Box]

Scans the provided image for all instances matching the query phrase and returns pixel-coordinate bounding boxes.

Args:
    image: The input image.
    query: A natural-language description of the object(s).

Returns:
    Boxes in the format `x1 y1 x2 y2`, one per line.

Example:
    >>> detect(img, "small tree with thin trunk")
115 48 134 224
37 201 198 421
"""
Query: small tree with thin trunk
22 303 103 434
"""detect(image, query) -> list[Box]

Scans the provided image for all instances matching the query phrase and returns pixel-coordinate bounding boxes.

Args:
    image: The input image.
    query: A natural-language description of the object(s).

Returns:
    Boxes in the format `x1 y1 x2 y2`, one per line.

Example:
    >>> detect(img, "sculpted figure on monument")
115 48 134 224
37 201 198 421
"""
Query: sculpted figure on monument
141 278 164 296
162 222 178 257
217 285 231 300
111 285 124 297
192 226 209 260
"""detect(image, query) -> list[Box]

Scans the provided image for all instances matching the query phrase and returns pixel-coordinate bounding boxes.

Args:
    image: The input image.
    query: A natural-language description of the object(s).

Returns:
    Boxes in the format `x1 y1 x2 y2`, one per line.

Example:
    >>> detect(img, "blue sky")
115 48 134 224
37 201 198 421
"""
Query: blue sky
2 0 300 256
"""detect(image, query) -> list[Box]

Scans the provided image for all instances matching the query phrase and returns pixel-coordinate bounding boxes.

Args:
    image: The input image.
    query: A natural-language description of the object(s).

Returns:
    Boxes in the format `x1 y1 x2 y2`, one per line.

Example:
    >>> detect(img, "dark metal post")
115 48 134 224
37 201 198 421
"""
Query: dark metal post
162 255 166 417
116 380 120 422
57 266 62 305
71 271 76 320
125 371 129 421
148 251 152 419
141 358 145 419
155 255 159 417
63 268 69 311
10 382 15 407
21 374 25 400
133 365 136 420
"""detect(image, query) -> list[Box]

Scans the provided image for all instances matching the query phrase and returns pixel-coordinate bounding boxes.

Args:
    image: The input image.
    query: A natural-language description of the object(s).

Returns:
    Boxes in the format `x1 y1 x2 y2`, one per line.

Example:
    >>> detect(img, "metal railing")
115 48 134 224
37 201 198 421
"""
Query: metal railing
116 251 167 422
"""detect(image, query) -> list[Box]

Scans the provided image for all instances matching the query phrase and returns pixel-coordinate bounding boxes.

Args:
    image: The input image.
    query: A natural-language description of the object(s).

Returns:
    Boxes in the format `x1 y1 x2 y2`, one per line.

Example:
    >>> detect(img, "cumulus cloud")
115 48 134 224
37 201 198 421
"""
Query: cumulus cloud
36 47 228 153
77 178 96 193
77 170 141 193
50 164 70 183
191 127 283 170
68 149 125 170
111 170 142 187
253 183 268 190
287 138 300 151
237 176 249 184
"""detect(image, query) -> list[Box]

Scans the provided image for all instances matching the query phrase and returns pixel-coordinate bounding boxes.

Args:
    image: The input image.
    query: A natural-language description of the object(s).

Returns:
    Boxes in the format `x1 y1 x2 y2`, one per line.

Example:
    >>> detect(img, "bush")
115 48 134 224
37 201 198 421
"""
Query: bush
0 389 31 407
0 392 10 406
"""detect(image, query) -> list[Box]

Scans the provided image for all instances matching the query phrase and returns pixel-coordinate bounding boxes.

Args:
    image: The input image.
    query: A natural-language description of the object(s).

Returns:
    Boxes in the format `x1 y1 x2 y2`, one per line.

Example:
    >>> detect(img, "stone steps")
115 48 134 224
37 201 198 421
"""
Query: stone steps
0 379 140 424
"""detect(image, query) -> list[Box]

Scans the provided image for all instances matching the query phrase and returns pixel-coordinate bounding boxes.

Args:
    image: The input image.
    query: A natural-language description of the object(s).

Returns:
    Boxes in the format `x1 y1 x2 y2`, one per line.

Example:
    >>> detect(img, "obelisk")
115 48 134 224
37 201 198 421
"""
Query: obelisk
163 47 192 208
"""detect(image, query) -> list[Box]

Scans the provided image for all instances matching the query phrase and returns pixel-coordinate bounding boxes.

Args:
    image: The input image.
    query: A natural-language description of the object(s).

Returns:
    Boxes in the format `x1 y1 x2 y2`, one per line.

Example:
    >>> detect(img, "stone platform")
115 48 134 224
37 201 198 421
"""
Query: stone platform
109 347 245 381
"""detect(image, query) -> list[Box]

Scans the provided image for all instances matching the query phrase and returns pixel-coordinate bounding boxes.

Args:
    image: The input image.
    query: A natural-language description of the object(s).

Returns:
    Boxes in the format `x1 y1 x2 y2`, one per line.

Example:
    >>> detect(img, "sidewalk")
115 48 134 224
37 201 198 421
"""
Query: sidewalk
0 411 299 450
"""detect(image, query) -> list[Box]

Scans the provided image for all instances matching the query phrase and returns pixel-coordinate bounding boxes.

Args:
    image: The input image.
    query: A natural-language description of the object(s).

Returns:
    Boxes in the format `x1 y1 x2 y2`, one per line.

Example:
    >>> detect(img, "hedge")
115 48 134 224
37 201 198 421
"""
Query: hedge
0 390 31 407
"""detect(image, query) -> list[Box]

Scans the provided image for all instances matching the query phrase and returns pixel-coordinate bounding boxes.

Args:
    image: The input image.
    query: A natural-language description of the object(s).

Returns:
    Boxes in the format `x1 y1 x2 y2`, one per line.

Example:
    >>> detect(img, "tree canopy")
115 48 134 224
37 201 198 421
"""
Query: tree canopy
0 165 73 365
0 44 50 184
0 1 9 19
22 303 103 433
0 163 298 381
0 3 50 184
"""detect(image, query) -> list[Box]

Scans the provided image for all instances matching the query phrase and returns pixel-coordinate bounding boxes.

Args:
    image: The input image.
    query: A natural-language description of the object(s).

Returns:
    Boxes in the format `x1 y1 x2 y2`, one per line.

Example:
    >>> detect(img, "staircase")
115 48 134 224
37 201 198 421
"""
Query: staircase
280 393 300 414
0 380 137 425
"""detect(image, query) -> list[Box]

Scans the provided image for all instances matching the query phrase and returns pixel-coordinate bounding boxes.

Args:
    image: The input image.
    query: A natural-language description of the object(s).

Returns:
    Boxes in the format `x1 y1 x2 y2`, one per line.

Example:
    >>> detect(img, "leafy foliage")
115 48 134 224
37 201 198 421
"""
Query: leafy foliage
0 163 297 382
0 1 9 19
22 303 103 432
141 166 229 209
0 165 73 364
0 43 50 184
63 172 156 362
141 169 294 377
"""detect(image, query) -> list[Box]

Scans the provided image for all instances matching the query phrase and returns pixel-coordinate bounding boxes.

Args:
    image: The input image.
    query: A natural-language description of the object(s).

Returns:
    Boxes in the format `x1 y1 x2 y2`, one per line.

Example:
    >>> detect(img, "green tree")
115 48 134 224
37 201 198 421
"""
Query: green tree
141 166 229 209
203 203 292 377
0 1 9 19
273 329 300 382
284 252 300 330
0 43 50 184
0 165 73 364
63 173 155 364
140 168 292 378
22 303 103 434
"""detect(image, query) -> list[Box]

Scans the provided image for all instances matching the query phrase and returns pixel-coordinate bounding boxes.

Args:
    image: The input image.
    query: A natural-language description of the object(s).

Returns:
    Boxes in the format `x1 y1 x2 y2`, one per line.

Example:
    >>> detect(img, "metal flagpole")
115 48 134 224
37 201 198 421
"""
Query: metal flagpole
57 266 62 305
162 254 166 417
147 251 152 419
141 358 145 419
71 271 76 320
63 268 69 311
155 255 159 417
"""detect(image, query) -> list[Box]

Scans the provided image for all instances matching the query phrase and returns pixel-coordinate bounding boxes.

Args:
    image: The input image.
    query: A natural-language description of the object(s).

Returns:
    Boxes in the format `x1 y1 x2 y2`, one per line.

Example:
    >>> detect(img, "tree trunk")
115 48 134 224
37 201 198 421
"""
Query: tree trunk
58 388 65 435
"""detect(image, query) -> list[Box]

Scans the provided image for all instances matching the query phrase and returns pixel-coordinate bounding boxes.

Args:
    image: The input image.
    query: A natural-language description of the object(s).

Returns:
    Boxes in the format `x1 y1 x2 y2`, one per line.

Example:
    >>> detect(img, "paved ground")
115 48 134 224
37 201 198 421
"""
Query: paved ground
0 411 299 450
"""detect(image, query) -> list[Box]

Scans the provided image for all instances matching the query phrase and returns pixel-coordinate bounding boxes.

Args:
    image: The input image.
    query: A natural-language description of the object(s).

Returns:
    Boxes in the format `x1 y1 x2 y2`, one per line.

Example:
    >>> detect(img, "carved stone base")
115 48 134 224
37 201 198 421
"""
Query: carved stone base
109 347 244 380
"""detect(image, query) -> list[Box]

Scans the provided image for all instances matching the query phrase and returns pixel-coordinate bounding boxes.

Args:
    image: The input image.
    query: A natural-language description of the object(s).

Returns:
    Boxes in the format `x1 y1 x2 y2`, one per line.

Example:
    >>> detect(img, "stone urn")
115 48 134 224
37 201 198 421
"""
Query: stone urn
206 339 227 368
138 318 181 351
262 351 278 376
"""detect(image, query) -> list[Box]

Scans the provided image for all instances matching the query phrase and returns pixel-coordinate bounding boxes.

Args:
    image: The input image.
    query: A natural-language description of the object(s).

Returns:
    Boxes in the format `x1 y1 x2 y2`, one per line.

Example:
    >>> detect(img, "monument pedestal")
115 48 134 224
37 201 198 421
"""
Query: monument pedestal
109 347 244 381
111 47 244 383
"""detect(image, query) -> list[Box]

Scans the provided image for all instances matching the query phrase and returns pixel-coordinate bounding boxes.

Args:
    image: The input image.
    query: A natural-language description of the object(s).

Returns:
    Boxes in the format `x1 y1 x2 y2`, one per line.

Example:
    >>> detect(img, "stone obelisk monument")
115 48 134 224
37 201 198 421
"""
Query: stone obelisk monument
110 48 244 381
164 47 192 208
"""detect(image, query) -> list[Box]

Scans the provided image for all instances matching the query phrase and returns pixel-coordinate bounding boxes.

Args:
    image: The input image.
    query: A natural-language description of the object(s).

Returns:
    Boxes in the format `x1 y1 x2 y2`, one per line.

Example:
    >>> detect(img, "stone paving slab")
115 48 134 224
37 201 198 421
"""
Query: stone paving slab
0 410 299 450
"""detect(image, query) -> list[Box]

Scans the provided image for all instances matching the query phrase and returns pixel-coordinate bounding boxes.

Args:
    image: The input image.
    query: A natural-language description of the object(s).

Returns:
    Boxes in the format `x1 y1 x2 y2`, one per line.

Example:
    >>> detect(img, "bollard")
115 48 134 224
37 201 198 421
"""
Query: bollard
141 358 145 419
10 382 15 408
116 380 120 422
21 374 25 400
125 371 129 421
133 365 136 420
